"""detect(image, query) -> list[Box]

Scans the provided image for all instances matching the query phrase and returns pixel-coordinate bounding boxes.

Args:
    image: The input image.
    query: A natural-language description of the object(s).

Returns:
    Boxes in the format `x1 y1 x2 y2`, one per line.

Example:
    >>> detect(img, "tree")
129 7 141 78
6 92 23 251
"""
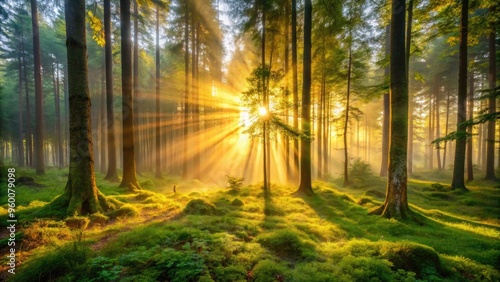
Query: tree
60 0 118 216
380 24 390 177
155 5 162 179
119 0 141 190
31 0 45 175
291 0 299 178
103 0 119 182
370 0 412 219
296 0 313 195
485 4 497 180
451 0 469 191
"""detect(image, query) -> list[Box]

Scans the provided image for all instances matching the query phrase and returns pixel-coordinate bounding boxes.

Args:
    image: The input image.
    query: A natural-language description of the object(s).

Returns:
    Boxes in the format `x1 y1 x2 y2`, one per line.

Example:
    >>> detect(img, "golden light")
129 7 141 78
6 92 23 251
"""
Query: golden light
258 106 268 117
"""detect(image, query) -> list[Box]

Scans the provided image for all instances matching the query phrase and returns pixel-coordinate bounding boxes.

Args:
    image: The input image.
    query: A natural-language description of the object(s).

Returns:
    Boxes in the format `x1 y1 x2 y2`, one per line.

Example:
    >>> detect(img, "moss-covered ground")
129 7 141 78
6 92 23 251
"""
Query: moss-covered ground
1 168 499 281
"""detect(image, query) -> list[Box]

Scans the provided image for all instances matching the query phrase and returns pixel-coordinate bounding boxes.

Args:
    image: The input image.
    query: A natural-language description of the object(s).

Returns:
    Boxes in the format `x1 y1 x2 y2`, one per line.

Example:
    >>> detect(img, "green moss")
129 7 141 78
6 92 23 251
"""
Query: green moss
256 229 316 261
251 259 290 282
106 204 139 218
183 199 217 215
380 242 442 279
65 216 90 230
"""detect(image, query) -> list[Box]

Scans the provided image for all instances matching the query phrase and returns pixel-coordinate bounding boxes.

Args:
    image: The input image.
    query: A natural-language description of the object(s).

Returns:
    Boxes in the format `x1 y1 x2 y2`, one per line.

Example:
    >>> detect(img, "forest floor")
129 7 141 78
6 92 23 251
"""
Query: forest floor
1 168 499 281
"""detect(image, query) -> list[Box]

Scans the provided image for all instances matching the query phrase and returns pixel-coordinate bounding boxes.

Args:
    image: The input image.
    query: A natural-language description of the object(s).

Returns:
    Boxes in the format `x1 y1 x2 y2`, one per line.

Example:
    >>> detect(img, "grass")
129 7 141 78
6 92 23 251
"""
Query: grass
0 167 499 281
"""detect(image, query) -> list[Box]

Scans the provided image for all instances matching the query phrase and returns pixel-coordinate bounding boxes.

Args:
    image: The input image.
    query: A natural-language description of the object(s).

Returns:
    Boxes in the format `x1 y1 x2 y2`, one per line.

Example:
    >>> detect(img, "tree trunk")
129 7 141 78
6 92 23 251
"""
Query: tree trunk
31 0 45 175
17 49 24 167
466 69 474 181
435 77 442 171
53 60 63 169
442 89 450 170
370 0 412 220
296 0 313 195
192 14 201 179
100 59 107 173
343 48 352 187
291 0 299 178
284 0 291 181
155 7 162 179
451 0 468 190
119 0 141 190
103 0 119 181
182 1 190 179
23 42 33 168
133 0 142 175
262 0 269 192
485 7 497 180
61 0 119 216
406 0 413 175
380 24 390 177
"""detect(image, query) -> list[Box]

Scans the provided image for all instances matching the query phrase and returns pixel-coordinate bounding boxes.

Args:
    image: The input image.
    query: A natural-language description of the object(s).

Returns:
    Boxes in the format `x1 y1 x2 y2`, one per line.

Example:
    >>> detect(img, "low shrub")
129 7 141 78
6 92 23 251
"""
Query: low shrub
226 175 244 190
231 198 244 207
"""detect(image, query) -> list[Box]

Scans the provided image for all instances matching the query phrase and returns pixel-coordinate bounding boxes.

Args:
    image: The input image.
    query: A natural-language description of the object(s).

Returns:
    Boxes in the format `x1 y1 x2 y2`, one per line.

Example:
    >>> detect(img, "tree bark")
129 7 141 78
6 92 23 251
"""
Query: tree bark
406 0 413 175
61 0 118 216
291 0 299 179
103 0 119 182
119 0 141 190
451 0 468 190
466 69 474 181
485 7 497 180
443 89 451 170
296 0 313 195
380 24 390 177
22 42 33 167
343 48 352 187
31 0 45 175
155 7 162 179
370 0 412 220
17 47 24 167
182 1 190 179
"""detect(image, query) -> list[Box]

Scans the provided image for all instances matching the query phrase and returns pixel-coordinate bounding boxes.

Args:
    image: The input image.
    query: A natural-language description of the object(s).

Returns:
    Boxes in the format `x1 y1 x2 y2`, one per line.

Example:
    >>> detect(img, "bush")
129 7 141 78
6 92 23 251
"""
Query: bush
184 199 217 215
349 159 377 188
231 198 244 207
226 175 244 190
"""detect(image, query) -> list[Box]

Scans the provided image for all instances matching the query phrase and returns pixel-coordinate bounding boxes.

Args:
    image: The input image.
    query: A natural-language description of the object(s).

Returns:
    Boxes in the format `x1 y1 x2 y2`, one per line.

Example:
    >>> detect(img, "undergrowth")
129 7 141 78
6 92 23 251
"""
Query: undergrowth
1 168 499 281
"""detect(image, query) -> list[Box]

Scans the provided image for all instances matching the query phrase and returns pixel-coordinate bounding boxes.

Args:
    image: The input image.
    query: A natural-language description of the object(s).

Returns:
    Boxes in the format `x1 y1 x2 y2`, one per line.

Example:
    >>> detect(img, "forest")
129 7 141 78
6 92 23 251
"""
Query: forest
0 0 499 281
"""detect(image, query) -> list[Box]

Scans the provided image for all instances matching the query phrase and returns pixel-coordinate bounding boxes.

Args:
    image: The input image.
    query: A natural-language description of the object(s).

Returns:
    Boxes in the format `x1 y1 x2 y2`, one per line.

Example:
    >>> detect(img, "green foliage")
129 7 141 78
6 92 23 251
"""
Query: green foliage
226 175 244 190
184 199 218 215
85 256 123 282
213 265 247 282
11 241 91 282
348 159 380 188
231 198 245 207
251 259 290 282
